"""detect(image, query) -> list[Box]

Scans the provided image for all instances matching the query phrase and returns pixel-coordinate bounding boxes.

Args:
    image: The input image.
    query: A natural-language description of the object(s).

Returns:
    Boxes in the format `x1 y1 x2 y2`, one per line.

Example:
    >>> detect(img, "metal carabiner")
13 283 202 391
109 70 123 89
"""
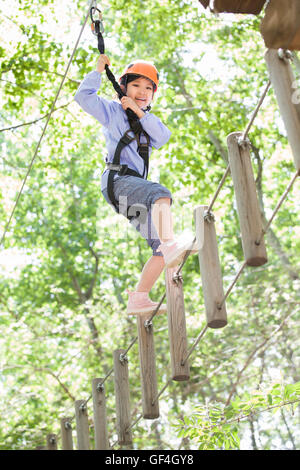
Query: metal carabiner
90 6 104 35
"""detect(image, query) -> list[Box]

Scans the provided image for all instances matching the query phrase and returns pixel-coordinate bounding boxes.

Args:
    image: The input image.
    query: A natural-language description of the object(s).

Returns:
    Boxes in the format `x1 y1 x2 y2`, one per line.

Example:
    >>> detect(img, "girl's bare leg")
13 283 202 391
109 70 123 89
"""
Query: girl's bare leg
135 255 165 292
151 197 174 242
135 197 173 293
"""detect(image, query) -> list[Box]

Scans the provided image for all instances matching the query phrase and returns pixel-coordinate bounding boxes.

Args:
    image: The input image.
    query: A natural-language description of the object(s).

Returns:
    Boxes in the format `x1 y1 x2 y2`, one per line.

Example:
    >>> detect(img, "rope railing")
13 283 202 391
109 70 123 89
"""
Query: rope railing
257 169 299 245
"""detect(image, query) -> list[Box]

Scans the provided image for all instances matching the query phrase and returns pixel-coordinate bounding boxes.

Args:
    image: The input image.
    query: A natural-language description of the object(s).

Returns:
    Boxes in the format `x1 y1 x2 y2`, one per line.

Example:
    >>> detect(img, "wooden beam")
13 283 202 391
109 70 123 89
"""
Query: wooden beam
75 400 90 450
60 418 73 450
113 349 133 445
265 49 300 175
92 378 109 450
165 267 190 381
46 433 57 450
137 315 160 419
227 132 268 266
194 206 227 328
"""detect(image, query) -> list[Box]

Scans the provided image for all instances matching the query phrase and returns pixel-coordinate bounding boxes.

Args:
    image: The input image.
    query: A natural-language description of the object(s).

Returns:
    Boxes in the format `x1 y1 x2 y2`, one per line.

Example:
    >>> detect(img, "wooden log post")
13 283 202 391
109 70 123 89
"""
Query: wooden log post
46 433 58 450
136 315 159 419
75 400 90 450
92 378 109 450
213 0 266 15
265 49 300 175
194 206 227 328
113 349 133 445
227 132 268 266
60 417 73 450
165 267 190 381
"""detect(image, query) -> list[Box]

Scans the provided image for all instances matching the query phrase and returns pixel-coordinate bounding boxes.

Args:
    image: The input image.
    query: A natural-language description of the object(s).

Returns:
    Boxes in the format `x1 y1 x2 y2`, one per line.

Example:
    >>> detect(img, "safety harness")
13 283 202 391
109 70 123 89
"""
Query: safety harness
90 6 150 216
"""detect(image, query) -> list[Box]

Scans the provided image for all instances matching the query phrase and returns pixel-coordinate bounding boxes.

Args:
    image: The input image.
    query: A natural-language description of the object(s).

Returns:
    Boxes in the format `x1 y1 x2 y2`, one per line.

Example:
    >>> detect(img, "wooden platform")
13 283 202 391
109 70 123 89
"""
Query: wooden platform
199 0 266 15
260 0 300 50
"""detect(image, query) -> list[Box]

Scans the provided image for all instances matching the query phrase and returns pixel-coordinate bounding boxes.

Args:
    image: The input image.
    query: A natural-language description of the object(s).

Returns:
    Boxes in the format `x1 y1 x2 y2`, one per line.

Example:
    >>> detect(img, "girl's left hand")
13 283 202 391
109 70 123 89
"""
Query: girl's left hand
120 96 139 113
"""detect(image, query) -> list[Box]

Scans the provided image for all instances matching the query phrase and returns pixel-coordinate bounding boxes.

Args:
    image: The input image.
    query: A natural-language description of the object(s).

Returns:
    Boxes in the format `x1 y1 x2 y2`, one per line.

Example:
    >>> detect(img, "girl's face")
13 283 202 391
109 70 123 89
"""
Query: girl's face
126 76 154 109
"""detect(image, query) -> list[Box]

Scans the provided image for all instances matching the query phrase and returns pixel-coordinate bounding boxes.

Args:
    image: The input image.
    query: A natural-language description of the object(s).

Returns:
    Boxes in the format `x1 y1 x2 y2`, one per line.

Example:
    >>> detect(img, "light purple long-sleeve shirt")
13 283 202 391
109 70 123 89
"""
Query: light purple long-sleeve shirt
74 71 171 191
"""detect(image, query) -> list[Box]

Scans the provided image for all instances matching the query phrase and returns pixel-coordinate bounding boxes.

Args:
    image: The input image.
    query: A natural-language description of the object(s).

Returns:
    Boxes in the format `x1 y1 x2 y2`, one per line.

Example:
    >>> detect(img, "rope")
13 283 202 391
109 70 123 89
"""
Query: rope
90 3 147 128
181 324 209 366
207 165 230 214
151 379 172 406
119 336 139 360
0 0 95 249
147 78 271 323
205 78 271 218
218 260 248 309
257 170 299 245
241 80 271 142
146 293 167 324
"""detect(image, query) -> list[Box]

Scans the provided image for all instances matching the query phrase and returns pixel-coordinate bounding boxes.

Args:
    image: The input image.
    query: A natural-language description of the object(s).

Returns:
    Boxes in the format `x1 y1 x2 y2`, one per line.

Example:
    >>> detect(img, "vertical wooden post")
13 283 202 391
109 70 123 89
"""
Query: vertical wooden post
227 132 268 266
46 433 57 450
75 400 90 450
113 349 132 445
136 315 159 419
92 378 109 450
194 206 227 328
165 267 190 381
265 49 300 174
60 417 73 450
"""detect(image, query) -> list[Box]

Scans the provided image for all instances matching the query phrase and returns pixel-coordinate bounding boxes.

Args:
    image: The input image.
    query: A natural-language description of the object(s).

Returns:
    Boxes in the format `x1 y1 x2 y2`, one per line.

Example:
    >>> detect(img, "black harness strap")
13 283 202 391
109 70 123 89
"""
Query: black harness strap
106 128 150 214
90 7 142 123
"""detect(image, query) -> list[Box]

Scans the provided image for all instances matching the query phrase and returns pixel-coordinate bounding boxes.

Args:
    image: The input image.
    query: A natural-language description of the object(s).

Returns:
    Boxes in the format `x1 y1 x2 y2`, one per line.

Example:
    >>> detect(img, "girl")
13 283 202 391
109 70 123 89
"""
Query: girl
74 54 197 315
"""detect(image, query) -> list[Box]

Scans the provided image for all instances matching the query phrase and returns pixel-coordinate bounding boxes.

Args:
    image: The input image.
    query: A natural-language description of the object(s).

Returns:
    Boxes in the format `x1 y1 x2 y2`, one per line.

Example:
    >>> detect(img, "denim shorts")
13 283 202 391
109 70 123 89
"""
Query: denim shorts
101 175 172 256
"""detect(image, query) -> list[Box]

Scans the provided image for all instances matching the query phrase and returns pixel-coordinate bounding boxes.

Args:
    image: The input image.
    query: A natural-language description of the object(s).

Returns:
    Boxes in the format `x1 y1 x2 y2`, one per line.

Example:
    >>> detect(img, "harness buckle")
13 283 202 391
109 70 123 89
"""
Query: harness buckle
118 164 128 176
138 143 149 155
106 163 128 176
120 129 135 146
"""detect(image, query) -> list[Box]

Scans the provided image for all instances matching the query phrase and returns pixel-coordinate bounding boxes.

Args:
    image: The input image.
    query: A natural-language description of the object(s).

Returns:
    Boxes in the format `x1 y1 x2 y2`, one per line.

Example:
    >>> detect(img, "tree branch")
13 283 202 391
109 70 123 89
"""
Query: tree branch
57 241 102 357
36 366 76 402
0 102 72 133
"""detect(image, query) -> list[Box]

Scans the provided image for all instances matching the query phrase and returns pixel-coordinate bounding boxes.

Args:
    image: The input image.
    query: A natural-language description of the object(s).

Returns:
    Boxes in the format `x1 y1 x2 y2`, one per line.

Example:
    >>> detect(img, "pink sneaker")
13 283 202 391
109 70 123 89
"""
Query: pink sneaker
126 291 167 316
158 234 198 268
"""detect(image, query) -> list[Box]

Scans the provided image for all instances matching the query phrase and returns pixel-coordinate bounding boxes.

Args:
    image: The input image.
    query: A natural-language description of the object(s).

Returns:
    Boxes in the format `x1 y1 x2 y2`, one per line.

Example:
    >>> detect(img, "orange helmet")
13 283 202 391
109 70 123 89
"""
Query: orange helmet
119 60 159 92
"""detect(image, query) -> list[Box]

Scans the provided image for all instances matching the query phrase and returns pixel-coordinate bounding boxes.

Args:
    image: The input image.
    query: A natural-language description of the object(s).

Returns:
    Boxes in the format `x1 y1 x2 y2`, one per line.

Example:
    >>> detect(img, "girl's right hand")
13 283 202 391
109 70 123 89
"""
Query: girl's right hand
96 54 111 73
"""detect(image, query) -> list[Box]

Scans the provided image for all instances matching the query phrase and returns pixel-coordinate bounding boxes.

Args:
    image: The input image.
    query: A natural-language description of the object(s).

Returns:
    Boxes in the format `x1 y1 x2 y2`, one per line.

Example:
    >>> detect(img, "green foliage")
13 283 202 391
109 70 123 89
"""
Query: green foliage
174 382 300 450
